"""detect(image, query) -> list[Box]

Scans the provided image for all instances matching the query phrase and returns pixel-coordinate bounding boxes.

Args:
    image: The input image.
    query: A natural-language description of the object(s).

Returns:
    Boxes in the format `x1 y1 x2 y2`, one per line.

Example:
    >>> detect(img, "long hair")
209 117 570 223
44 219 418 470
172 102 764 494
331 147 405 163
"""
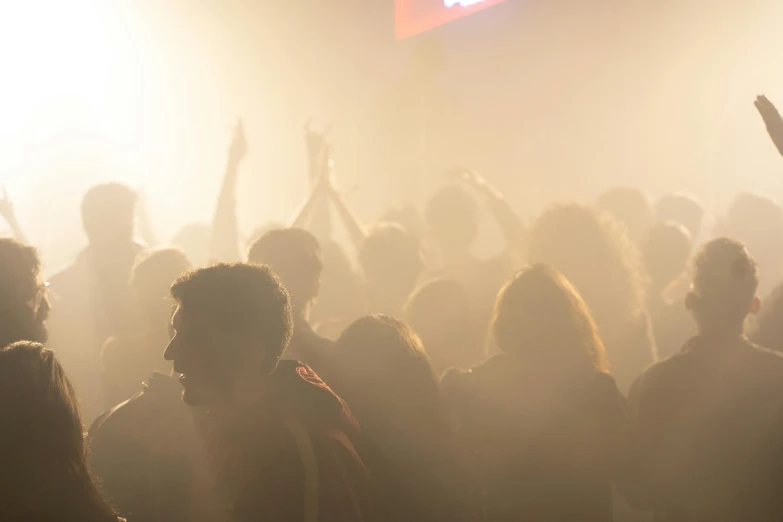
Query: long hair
0 342 117 522
333 315 444 455
530 204 646 337
492 264 609 375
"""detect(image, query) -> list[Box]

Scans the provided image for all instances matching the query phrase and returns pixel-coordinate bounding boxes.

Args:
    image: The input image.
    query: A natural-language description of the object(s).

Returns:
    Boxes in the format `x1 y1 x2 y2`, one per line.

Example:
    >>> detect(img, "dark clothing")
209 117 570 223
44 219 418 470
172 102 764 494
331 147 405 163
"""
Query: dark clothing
647 295 694 361
89 373 215 522
206 361 374 522
622 335 783 522
49 243 144 422
442 354 630 522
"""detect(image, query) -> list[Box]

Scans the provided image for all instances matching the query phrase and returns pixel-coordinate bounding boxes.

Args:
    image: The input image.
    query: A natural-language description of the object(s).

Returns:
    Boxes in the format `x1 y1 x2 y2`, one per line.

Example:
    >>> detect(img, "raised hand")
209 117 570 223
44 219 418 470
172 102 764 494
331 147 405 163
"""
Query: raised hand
305 120 332 183
228 118 247 165
444 167 497 198
755 95 783 157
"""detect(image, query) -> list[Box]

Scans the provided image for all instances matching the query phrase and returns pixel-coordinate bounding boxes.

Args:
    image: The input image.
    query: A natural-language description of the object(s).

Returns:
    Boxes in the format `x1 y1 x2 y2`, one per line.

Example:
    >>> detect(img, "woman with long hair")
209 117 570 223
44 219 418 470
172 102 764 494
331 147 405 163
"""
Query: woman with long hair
331 315 467 522
0 341 122 522
529 203 655 392
442 265 629 522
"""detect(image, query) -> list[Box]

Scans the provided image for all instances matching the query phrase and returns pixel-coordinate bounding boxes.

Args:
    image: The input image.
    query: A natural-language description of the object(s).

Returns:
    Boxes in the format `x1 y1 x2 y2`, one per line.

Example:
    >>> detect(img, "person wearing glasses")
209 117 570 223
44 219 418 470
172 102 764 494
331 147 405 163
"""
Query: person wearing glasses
0 237 49 349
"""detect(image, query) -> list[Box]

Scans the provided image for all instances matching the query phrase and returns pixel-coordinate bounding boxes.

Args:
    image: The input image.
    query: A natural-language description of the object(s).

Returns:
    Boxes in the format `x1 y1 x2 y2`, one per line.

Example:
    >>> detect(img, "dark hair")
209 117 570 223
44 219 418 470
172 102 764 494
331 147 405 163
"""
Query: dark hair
492 264 608 374
405 278 483 372
247 228 322 306
360 223 422 295
530 204 646 335
170 263 293 373
333 315 442 449
81 183 137 242
691 238 758 323
131 248 192 303
0 342 118 521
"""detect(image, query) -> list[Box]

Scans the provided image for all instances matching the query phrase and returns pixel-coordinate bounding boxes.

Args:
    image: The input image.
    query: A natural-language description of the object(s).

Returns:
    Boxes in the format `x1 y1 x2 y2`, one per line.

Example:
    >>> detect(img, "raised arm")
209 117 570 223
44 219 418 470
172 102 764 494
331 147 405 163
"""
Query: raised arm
209 119 247 262
446 168 524 251
320 147 367 250
755 95 783 157
0 186 27 244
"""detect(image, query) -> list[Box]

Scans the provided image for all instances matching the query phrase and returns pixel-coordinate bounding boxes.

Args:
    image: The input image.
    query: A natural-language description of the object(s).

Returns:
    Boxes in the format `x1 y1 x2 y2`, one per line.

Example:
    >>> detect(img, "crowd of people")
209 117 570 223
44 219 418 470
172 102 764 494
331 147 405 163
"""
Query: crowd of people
3 95 783 522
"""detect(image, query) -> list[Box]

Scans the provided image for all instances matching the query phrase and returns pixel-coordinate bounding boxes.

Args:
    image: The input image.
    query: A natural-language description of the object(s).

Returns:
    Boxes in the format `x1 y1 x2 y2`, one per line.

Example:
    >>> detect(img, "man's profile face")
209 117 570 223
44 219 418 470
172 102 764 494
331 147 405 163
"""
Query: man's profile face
164 305 223 406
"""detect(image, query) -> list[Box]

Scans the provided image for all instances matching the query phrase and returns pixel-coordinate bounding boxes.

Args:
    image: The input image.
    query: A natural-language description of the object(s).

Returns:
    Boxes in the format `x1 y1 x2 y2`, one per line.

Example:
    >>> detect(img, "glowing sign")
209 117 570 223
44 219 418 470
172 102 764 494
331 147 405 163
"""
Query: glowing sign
395 0 509 39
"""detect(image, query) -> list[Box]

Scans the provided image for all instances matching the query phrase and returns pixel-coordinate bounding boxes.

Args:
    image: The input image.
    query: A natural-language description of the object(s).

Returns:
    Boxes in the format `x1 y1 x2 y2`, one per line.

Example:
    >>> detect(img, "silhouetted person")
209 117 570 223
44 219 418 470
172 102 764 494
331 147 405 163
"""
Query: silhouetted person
425 181 519 339
622 238 783 521
163 263 374 522
0 341 122 522
655 193 704 243
0 238 49 348
247 228 333 374
360 223 423 317
751 283 783 352
310 239 366 337
48 182 144 422
330 315 467 522
442 264 629 522
530 204 656 392
642 222 695 359
597 187 653 243
102 248 191 407
725 192 783 297
405 277 484 376
89 371 215 522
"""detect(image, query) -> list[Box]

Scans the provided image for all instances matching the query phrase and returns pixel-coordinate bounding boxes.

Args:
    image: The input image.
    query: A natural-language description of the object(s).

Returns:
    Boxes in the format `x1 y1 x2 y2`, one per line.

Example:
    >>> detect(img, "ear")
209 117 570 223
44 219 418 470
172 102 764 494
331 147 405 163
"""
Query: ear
750 296 762 315
685 291 695 312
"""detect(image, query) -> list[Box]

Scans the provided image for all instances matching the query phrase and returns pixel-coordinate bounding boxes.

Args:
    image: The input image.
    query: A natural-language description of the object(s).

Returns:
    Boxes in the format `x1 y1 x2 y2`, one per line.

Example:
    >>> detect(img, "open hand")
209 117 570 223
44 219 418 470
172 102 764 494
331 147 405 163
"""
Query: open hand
755 95 783 157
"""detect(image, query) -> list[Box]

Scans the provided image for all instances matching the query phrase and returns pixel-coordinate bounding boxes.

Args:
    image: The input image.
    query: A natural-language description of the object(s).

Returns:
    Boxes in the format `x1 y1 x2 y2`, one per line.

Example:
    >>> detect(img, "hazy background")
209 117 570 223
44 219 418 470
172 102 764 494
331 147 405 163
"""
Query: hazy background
0 0 782 272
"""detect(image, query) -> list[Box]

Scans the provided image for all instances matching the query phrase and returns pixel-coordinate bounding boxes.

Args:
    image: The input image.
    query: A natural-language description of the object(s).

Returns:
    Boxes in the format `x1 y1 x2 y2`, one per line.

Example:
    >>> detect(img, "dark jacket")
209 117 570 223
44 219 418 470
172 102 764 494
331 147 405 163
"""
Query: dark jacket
622 335 783 522
442 354 630 522
88 372 214 522
207 360 375 522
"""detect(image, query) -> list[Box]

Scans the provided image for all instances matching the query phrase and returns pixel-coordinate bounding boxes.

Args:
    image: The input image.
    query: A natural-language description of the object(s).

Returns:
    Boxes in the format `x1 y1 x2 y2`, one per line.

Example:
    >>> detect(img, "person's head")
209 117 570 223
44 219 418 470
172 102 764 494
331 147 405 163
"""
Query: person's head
164 263 293 407
529 204 646 333
641 221 692 294
0 238 48 347
81 182 137 247
725 192 783 295
492 264 608 376
170 222 210 267
686 238 760 336
379 202 425 240
131 248 192 323
0 342 117 521
360 223 423 315
405 278 484 374
655 192 704 241
596 186 653 242
425 185 479 260
247 228 322 316
334 315 440 442
309 239 365 325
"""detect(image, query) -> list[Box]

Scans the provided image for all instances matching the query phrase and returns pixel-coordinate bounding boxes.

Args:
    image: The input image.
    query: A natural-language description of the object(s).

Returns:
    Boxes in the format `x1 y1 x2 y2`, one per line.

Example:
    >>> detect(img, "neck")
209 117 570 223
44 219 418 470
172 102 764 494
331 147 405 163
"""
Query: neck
697 323 745 341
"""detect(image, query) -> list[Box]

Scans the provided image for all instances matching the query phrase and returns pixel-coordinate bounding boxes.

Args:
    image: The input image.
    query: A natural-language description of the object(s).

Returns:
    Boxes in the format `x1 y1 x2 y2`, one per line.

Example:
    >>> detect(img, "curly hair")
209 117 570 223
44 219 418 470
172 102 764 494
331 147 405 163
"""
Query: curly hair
529 204 647 335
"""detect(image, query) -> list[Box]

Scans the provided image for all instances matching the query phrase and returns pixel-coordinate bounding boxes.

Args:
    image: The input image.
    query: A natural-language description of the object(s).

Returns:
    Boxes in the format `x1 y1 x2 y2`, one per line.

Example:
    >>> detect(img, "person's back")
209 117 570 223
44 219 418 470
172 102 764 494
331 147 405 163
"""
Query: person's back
622 238 783 521
443 265 629 522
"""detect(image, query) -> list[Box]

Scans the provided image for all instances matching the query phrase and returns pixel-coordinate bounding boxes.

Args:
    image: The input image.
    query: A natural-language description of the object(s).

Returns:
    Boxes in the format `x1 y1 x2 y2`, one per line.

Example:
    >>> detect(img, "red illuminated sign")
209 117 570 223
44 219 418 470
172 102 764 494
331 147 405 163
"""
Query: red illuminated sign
395 0 509 39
